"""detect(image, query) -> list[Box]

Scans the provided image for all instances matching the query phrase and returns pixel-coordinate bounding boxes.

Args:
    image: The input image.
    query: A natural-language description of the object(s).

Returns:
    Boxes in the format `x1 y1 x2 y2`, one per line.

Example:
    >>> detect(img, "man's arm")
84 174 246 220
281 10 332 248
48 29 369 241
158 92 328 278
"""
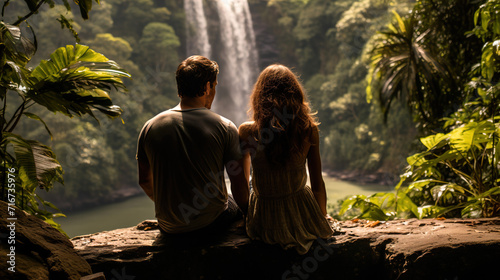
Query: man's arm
137 124 154 201
138 157 154 201
226 158 249 216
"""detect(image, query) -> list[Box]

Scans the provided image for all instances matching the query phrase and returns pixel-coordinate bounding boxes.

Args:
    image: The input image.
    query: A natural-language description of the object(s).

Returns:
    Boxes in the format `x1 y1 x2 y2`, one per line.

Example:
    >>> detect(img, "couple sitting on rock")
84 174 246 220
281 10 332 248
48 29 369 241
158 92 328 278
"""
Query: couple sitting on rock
136 55 337 255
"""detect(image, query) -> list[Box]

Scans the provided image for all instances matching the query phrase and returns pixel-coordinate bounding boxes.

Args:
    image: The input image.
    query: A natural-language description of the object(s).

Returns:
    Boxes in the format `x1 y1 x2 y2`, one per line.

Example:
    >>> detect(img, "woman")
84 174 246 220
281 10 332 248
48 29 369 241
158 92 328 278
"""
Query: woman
238 64 335 255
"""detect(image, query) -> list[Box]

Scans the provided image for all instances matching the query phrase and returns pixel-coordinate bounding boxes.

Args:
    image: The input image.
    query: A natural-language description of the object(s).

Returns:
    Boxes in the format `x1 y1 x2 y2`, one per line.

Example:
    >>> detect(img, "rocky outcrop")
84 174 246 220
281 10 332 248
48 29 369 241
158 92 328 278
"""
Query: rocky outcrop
0 201 92 280
73 217 500 280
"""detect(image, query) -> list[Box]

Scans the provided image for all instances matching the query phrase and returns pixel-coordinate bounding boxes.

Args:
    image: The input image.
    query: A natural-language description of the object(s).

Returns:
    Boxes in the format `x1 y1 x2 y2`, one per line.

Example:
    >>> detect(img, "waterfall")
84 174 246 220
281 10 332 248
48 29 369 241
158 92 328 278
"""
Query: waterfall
183 0 259 126
184 0 212 57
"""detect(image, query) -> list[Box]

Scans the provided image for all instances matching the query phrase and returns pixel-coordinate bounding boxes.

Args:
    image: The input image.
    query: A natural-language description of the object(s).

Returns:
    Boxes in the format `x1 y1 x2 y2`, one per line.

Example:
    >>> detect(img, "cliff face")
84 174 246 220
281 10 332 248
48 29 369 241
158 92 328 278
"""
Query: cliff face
72 218 500 280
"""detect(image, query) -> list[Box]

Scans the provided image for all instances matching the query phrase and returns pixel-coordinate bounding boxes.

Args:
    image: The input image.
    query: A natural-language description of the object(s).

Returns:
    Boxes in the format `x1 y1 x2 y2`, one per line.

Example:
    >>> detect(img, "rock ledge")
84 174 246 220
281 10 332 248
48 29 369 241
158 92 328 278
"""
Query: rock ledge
72 217 500 280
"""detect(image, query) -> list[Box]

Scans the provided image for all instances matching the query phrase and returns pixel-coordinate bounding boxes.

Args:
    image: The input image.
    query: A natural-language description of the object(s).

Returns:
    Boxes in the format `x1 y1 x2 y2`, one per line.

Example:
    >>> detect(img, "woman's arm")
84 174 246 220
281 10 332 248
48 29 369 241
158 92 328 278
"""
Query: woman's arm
238 122 253 183
307 126 328 216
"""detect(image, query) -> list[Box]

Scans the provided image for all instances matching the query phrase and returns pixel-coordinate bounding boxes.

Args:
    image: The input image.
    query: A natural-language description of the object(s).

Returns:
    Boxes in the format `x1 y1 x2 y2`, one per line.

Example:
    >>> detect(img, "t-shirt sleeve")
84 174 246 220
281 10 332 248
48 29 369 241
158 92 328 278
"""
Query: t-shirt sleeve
223 121 243 164
136 122 149 162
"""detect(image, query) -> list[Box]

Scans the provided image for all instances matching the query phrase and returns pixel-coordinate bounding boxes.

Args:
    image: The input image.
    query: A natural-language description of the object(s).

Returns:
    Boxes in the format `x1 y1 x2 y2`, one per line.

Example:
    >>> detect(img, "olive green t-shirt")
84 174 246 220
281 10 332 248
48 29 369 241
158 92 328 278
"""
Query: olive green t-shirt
136 108 241 233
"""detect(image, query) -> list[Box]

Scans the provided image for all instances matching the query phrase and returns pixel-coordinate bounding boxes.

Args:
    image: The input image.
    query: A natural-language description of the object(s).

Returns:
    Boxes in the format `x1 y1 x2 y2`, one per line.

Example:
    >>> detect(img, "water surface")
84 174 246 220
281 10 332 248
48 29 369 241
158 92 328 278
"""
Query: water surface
57 176 393 238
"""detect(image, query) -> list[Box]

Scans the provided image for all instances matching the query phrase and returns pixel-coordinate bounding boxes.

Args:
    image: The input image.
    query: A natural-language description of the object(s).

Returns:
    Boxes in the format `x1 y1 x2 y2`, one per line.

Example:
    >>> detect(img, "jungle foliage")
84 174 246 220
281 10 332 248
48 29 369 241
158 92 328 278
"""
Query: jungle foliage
3 0 497 225
0 0 130 233
341 0 500 220
2 0 182 215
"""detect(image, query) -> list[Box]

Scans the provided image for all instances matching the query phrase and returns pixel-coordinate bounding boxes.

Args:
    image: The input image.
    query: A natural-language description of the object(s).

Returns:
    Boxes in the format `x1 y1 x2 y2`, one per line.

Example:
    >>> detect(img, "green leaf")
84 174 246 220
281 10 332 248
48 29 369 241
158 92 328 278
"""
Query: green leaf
408 179 444 191
481 10 491 31
62 0 71 11
5 61 29 93
339 194 393 221
417 205 446 219
76 0 96 20
461 203 482 218
476 186 500 198
474 7 480 26
339 195 366 216
449 125 475 152
41 216 68 238
367 192 396 210
0 21 36 66
358 205 389 221
481 43 494 80
396 190 418 217
407 153 424 166
2 132 64 192
478 87 488 100
27 44 129 120
430 184 467 205
391 10 406 34
420 133 446 149
495 132 500 165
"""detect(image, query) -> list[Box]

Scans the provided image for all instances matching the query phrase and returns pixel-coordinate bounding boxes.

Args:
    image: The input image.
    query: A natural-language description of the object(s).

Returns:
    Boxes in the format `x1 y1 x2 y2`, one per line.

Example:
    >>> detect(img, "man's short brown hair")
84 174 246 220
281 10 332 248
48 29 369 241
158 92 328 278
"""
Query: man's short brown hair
176 55 219 98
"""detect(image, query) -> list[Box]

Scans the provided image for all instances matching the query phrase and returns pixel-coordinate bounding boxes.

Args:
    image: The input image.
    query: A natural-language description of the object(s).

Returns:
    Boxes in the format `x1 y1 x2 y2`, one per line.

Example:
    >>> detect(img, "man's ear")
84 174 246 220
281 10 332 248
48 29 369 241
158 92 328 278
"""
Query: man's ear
205 81 211 95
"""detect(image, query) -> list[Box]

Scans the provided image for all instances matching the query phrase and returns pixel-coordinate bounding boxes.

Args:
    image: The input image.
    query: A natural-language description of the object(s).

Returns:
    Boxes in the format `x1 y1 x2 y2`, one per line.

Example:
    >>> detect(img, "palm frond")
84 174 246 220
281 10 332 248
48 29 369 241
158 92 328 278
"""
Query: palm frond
27 44 130 119
2 132 63 192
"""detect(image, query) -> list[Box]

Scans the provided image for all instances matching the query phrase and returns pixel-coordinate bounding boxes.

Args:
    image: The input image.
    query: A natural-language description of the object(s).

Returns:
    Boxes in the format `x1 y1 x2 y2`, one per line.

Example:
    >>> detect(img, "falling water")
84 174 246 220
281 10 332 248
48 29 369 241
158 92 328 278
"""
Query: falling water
184 0 259 126
184 0 212 57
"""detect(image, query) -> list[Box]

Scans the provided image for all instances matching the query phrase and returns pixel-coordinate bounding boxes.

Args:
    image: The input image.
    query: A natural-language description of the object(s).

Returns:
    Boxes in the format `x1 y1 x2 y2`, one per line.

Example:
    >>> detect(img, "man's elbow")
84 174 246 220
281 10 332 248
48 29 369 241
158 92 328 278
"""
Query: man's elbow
139 182 154 200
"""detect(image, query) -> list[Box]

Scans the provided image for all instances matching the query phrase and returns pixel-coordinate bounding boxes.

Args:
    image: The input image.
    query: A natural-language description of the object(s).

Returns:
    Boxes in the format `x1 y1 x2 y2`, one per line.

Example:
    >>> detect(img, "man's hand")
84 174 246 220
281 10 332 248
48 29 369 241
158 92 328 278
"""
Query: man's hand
226 158 249 216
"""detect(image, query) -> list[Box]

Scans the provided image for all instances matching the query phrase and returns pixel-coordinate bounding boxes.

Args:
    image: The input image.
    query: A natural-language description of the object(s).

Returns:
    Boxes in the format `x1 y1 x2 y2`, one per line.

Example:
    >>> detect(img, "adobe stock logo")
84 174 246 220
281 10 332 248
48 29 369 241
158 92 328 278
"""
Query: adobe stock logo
282 238 339 280
110 267 135 280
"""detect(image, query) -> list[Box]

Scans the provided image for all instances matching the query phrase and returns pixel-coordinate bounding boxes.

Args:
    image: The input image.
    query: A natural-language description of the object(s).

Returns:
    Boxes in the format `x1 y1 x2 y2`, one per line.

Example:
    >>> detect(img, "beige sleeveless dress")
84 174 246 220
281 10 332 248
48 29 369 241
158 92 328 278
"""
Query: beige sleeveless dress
246 146 334 255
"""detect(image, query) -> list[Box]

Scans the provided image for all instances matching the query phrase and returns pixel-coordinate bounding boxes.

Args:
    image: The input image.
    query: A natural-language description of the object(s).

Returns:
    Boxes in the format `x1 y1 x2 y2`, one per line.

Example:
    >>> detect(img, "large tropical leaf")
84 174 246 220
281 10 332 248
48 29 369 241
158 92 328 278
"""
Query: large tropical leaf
2 132 63 192
0 22 35 94
27 44 130 119
0 21 36 67
420 133 447 150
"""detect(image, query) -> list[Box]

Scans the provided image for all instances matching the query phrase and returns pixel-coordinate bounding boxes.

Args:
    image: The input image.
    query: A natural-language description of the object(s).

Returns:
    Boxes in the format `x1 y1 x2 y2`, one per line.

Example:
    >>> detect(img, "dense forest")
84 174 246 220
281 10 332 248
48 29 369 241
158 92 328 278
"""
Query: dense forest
1 0 499 221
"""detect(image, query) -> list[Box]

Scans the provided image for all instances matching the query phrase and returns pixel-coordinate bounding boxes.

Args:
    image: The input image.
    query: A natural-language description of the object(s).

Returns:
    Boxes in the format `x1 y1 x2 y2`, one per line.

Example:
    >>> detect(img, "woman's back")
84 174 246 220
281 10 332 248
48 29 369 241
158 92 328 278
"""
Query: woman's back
240 122 333 254
250 129 309 198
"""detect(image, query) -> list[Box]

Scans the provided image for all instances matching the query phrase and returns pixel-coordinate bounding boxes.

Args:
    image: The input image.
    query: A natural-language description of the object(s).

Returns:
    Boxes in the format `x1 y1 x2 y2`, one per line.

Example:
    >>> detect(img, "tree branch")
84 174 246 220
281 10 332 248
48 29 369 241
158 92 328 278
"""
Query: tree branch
1 90 6 131
2 0 11 18
13 0 46 26
5 100 26 132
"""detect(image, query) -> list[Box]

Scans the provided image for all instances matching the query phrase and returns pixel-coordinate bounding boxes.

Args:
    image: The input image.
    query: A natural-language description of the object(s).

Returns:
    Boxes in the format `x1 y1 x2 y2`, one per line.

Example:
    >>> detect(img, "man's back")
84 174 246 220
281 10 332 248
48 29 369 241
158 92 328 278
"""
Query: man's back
137 108 241 233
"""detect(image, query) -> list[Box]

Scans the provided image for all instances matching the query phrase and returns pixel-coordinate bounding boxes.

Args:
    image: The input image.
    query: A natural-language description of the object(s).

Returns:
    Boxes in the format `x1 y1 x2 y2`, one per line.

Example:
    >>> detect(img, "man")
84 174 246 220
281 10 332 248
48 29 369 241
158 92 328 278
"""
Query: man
136 55 249 243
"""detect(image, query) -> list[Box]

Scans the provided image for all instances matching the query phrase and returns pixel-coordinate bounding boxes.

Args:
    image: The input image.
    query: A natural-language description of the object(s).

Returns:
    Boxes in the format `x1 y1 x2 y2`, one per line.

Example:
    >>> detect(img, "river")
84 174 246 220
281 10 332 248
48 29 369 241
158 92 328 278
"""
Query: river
57 176 393 238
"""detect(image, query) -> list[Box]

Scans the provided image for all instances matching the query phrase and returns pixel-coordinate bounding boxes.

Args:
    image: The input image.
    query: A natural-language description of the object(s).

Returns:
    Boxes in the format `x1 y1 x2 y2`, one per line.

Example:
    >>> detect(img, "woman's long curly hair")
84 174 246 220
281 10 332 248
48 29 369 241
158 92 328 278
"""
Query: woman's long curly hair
249 64 318 165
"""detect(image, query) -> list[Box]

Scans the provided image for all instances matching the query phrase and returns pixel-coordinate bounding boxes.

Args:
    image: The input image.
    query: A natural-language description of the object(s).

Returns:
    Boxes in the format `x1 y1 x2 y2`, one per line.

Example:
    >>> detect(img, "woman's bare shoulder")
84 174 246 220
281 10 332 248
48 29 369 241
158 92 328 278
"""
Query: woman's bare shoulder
308 124 320 143
238 121 254 134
